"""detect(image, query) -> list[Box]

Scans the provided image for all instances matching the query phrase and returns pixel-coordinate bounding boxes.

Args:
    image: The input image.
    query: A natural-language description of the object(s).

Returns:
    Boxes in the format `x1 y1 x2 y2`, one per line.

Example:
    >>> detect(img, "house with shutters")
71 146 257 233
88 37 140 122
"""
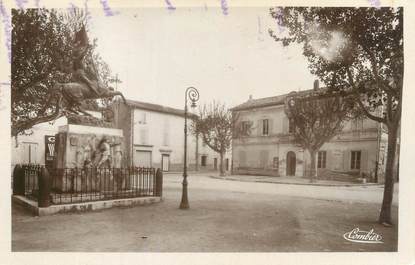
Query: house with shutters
112 99 230 172
230 91 387 183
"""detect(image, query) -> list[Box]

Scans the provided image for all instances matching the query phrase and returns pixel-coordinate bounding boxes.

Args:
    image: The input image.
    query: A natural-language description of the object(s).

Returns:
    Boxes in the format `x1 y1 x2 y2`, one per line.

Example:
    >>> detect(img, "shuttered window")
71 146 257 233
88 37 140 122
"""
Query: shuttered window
22 142 38 164
317 151 327 168
241 121 251 136
351 151 361 170
262 119 269 136
273 157 279 170
201 155 207 166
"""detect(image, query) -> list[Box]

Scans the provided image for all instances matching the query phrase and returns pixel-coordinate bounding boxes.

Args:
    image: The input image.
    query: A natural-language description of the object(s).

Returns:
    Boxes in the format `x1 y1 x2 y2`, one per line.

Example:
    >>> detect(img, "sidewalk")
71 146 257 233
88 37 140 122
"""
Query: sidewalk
209 174 384 187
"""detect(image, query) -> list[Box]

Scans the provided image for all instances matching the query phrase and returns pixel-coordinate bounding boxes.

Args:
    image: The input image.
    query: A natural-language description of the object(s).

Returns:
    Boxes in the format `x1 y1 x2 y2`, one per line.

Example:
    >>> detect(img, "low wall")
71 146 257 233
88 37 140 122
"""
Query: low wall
13 195 161 216
232 167 279 177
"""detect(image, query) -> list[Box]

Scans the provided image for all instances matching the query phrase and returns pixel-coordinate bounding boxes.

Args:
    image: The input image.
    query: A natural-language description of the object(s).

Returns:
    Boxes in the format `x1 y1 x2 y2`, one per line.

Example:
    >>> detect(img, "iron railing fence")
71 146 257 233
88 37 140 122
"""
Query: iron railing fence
13 164 162 206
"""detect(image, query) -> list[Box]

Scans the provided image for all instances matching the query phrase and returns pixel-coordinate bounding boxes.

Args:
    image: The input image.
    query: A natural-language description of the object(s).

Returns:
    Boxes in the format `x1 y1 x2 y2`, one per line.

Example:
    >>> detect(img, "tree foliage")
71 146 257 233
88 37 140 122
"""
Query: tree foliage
11 8 117 136
269 7 402 125
269 7 402 225
192 102 240 175
286 91 355 181
287 93 355 149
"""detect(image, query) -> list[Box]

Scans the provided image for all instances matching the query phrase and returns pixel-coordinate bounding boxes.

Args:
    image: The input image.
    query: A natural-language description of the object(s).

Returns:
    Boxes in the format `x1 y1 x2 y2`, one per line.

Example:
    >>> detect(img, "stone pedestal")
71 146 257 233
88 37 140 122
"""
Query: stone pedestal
53 124 125 192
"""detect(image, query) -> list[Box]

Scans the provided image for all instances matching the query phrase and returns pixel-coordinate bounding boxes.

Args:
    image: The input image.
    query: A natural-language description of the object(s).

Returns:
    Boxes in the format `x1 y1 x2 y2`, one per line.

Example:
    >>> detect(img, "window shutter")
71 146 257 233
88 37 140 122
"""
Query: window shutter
257 120 262 136
268 119 273 135
343 150 350 171
361 149 368 172
246 121 252 136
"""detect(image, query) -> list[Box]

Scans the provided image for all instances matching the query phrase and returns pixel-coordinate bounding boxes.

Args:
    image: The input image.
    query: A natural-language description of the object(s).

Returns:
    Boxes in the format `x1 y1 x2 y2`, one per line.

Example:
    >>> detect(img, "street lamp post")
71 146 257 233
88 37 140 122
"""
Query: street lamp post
180 87 199 209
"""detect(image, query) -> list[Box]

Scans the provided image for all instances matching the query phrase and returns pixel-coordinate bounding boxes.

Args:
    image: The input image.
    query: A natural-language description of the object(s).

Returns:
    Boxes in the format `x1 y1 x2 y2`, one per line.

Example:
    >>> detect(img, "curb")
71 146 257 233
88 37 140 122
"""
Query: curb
13 195 162 216
209 176 384 187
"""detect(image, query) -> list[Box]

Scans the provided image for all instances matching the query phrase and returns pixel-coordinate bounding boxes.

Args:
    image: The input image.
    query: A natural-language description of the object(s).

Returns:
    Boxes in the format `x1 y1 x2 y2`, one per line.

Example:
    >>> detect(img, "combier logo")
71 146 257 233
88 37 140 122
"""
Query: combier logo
343 228 383 244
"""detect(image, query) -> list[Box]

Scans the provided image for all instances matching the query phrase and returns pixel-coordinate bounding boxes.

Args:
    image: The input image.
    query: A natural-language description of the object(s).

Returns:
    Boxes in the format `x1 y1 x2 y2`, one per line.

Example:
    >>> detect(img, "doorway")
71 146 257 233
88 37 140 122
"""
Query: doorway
286 151 296 176
214 158 218 170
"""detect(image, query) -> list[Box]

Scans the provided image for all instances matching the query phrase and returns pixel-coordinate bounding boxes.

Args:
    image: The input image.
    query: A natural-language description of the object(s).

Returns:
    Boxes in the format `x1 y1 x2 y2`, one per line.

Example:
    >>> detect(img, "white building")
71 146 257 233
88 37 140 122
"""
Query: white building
11 99 230 174
112 99 230 172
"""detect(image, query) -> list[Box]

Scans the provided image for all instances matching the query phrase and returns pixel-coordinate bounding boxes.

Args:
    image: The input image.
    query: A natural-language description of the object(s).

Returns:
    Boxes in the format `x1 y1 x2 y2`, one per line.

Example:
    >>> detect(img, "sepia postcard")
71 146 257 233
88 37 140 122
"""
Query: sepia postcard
0 0 414 264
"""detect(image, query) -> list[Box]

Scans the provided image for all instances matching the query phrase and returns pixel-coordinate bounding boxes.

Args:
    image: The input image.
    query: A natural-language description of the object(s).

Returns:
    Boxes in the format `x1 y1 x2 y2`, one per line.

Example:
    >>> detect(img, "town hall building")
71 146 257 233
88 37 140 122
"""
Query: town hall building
231 90 387 183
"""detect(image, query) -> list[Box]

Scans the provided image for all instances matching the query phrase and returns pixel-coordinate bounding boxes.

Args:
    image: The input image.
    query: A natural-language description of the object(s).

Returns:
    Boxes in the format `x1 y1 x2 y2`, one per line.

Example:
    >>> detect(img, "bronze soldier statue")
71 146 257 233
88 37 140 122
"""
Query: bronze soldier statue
53 25 126 115
71 26 102 98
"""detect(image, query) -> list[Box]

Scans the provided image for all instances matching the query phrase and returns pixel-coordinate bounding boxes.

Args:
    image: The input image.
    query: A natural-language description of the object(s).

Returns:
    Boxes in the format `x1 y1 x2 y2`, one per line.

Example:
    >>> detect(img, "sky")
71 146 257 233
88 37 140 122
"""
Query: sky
85 5 316 110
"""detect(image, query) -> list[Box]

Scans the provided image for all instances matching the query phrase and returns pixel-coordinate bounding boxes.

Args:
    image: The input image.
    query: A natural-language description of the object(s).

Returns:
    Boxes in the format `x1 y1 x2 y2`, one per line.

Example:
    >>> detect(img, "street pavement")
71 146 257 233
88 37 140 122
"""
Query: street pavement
166 173 398 206
12 173 398 252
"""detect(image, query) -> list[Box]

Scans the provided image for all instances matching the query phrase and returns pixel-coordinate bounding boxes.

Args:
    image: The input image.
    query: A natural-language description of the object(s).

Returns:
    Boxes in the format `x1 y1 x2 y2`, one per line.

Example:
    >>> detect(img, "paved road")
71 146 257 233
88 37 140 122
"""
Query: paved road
164 173 399 206
12 173 398 252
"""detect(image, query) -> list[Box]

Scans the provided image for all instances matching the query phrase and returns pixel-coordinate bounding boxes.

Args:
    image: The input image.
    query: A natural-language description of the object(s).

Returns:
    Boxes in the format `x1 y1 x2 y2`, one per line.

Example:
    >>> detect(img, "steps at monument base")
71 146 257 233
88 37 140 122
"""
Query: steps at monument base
50 190 155 204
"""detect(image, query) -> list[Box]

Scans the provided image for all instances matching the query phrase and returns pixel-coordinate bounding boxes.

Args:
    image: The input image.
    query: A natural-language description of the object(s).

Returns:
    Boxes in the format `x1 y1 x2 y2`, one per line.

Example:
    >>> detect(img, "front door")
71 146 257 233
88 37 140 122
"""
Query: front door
214 158 218 170
161 154 170 172
286 151 296 176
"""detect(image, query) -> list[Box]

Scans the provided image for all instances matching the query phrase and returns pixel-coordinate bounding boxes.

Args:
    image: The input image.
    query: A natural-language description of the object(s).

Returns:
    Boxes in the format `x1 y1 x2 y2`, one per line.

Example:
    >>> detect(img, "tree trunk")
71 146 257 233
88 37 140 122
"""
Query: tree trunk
219 152 225 176
309 149 317 183
378 123 399 225
195 133 199 171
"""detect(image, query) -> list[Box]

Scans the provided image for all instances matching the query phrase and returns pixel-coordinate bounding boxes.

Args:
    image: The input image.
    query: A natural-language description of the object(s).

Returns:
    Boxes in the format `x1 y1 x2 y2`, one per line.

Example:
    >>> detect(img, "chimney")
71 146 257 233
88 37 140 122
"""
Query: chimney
248 95 253 101
313 80 319 90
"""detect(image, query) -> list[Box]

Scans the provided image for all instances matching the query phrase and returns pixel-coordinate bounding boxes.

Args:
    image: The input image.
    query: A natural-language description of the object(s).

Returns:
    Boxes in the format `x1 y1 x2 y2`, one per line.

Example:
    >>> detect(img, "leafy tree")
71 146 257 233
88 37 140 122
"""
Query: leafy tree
269 7 402 225
11 8 117 137
192 102 241 176
285 90 355 182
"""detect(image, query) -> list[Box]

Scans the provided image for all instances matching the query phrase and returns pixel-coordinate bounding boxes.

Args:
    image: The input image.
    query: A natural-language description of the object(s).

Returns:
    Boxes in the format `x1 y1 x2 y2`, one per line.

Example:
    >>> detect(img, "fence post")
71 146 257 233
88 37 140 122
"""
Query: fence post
155 168 163 197
38 166 51 207
12 165 25 196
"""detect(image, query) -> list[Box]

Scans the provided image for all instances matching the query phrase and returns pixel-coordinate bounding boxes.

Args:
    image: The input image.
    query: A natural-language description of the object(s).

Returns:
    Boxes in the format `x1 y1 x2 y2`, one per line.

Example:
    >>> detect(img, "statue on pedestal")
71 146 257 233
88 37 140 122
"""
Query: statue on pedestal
53 25 126 116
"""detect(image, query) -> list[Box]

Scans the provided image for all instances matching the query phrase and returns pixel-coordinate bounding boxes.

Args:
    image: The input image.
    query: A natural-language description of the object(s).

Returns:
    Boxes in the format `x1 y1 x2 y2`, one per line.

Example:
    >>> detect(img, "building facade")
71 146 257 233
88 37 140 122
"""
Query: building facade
11 99 230 174
11 111 102 168
231 93 387 182
112 99 230 172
